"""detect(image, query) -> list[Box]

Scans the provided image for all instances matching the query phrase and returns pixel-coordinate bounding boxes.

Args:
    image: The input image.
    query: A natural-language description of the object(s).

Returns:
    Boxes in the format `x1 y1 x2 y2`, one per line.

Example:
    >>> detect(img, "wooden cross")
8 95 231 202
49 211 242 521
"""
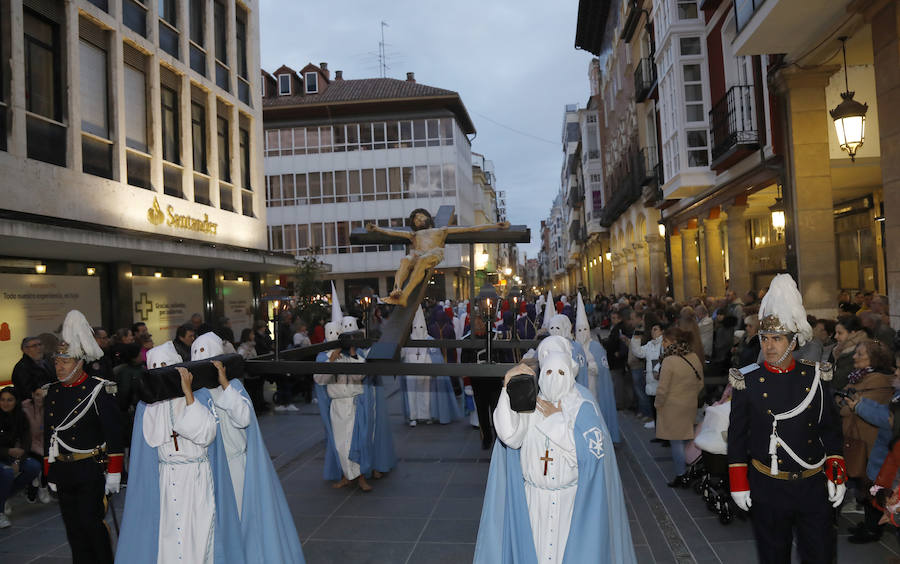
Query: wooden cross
540 449 554 476
170 429 179 451
350 205 530 362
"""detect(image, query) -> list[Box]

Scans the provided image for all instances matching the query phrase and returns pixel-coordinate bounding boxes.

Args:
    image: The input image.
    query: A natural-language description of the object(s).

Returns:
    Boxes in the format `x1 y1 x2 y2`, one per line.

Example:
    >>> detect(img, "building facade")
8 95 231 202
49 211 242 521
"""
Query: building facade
261 66 479 305
0 0 288 382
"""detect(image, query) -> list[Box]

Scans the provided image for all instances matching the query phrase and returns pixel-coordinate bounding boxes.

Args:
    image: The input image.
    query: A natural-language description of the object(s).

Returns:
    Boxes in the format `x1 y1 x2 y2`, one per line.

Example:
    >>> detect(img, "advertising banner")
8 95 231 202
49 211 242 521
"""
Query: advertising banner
223 280 254 338
132 276 204 344
0 274 101 385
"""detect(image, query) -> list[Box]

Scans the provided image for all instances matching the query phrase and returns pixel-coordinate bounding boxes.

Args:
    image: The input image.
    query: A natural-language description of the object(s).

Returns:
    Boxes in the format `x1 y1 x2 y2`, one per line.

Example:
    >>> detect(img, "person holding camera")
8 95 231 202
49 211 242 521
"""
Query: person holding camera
837 338 895 544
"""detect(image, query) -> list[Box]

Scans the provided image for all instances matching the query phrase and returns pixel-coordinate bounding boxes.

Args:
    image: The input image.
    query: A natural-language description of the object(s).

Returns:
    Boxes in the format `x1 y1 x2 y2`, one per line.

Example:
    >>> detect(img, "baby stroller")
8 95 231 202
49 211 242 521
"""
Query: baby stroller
692 395 733 524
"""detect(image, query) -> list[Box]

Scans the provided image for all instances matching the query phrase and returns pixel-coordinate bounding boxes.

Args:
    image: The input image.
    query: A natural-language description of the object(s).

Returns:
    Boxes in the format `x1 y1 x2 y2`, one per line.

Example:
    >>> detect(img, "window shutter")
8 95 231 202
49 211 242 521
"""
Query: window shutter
79 39 108 137
124 64 147 151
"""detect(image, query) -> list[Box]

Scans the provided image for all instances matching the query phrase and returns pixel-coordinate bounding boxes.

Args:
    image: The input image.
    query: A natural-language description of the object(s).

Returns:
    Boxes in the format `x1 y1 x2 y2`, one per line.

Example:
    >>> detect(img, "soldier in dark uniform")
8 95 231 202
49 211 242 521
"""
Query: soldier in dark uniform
43 310 123 564
727 274 845 563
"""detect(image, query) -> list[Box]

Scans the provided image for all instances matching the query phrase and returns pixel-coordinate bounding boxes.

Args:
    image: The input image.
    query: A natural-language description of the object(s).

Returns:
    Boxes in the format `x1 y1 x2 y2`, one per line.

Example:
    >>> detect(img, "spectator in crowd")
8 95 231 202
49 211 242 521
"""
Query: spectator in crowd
109 328 134 367
137 331 154 365
237 329 258 359
310 317 326 344
836 339 895 543
626 310 652 421
172 323 196 361
839 291 860 314
190 312 213 336
254 320 274 356
734 315 761 368
11 337 53 402
112 343 144 458
860 310 896 351
293 321 311 348
832 316 870 390
711 315 738 374
724 290 744 324
20 386 50 504
0 386 42 528
631 318 665 431
84 326 114 381
131 321 149 339
604 308 631 410
216 317 236 346
695 305 714 359
811 318 837 364
655 326 704 488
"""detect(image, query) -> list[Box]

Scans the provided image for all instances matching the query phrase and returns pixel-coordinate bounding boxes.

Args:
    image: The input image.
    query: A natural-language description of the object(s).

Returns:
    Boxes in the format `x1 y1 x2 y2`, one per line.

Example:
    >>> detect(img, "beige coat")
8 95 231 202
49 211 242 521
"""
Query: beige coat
655 352 704 440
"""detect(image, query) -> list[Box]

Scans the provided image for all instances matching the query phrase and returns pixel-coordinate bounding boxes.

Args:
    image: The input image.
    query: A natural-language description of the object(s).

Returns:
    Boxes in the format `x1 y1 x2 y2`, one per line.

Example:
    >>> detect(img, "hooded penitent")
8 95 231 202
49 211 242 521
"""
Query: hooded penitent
324 321 341 342
341 316 359 333
536 335 573 365
548 314 573 339
330 281 343 327
574 292 591 347
539 351 577 403
411 307 429 340
541 290 555 331
146 341 182 369
191 331 225 361
58 310 104 362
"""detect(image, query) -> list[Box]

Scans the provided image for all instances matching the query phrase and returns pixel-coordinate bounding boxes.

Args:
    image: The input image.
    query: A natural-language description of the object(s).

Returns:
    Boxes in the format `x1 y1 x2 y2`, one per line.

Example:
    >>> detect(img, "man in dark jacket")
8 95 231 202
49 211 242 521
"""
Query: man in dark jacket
171 323 195 362
11 337 53 402
603 309 632 409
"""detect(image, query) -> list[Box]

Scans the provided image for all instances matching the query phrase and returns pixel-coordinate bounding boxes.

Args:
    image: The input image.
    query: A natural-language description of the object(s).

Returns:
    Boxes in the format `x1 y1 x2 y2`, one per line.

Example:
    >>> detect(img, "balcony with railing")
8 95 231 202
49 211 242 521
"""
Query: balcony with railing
709 84 759 169
599 146 644 227
567 182 584 209
634 58 657 103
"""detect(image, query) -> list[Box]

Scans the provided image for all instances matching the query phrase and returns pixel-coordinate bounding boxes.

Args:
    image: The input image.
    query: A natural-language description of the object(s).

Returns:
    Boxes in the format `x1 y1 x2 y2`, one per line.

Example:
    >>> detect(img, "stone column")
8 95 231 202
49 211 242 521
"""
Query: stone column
623 247 636 294
646 234 667 298
870 1 900 328
634 242 650 295
681 225 701 300
726 202 751 296
670 231 685 303
703 215 726 298
775 68 839 319
611 252 623 295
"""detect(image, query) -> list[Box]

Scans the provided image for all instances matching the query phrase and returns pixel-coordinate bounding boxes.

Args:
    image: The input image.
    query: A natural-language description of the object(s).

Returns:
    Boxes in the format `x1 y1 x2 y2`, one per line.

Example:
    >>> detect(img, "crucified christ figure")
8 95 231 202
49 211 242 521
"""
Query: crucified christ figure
366 208 509 307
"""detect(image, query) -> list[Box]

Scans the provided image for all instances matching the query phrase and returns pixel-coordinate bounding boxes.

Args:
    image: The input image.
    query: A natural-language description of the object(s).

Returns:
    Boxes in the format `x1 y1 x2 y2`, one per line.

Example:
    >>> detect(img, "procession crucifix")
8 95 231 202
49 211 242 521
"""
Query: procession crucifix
351 205 529 361
540 449 553 476
170 430 179 451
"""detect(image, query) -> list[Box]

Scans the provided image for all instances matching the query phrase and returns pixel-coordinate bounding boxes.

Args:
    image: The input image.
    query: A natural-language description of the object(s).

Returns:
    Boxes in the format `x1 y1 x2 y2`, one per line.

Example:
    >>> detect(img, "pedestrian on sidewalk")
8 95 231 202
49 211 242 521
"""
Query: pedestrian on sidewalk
630 317 664 432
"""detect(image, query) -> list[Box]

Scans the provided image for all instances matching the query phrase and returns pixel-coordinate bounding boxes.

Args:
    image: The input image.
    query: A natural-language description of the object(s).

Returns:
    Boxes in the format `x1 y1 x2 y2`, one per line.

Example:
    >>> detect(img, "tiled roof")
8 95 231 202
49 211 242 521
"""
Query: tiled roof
263 78 459 107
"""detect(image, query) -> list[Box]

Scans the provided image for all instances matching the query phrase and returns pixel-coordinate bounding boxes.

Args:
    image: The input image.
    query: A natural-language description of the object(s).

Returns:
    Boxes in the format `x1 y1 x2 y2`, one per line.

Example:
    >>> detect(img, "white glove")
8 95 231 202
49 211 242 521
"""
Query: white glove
48 482 57 493
731 490 752 512
105 472 121 495
827 480 846 508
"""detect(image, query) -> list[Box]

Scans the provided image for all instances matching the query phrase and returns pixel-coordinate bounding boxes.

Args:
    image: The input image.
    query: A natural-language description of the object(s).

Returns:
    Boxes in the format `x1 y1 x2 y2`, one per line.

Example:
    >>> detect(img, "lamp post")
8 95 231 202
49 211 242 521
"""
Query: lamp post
261 283 289 361
359 286 375 338
830 37 868 162
477 283 499 364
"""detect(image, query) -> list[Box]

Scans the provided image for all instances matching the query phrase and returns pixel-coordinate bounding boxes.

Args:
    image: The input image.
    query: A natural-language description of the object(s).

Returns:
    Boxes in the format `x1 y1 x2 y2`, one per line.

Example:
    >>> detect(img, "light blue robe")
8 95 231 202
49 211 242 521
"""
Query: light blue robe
116 388 245 564
314 350 374 480
400 340 463 424
355 347 397 474
474 384 636 564
571 340 589 388
585 339 621 443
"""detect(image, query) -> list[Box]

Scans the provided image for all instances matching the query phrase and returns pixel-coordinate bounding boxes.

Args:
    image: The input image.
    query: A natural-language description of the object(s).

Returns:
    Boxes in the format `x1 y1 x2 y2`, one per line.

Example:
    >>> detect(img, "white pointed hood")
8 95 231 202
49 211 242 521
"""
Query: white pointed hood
191 331 224 361
411 306 429 339
147 341 182 369
541 290 555 330
575 292 591 346
58 310 104 362
324 321 341 342
331 281 343 327
341 316 359 333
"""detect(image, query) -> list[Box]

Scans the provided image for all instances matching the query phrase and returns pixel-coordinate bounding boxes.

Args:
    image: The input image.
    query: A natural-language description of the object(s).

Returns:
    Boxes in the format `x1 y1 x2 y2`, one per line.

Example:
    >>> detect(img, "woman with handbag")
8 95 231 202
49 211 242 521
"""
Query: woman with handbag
838 338 895 543
655 326 704 488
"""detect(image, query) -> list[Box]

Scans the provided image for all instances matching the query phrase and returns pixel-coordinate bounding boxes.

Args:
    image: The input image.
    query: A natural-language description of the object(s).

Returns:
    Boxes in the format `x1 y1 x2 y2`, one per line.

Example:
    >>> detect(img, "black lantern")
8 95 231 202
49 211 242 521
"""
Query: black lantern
830 37 868 162
358 286 375 338
507 286 522 340
477 283 499 363
260 283 290 361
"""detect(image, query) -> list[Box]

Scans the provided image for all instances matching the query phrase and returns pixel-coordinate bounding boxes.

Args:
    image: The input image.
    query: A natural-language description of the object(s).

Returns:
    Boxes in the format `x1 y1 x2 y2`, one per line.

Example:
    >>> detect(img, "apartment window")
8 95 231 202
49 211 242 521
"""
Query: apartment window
440 118 454 145
161 86 179 163
236 7 249 104
124 46 150 189
79 24 112 179
191 102 206 174
686 130 709 167
158 0 179 58
677 1 698 20
24 7 65 166
683 64 704 122
123 0 147 37
188 0 205 75
278 74 290 95
214 1 227 64
305 72 317 93
680 37 701 56
240 127 253 216
217 116 229 182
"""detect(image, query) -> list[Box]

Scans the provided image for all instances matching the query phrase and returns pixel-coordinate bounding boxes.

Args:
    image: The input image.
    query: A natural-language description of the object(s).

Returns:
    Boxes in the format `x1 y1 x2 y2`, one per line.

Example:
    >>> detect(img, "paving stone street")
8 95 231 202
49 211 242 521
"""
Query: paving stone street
2 379 899 563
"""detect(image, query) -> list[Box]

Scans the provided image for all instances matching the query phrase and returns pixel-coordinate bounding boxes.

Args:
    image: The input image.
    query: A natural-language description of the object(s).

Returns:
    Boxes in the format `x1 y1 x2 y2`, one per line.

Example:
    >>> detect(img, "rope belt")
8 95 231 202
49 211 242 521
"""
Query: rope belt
524 478 577 492
159 455 209 466
752 459 822 481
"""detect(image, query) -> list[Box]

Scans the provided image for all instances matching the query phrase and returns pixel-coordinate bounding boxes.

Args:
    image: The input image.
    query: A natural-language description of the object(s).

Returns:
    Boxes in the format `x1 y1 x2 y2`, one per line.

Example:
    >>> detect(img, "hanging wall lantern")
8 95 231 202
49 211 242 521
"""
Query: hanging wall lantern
770 185 785 235
830 37 868 162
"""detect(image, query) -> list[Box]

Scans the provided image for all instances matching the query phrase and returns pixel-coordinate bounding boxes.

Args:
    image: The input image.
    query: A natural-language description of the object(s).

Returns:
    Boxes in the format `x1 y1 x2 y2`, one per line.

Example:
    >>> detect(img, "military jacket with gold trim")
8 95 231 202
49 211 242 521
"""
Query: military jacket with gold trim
727 361 843 473
43 373 123 483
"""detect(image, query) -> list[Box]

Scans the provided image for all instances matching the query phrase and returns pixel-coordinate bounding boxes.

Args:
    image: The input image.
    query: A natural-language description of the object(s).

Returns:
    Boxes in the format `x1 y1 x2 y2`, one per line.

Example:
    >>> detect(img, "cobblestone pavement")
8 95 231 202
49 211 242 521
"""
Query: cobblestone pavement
2 378 899 563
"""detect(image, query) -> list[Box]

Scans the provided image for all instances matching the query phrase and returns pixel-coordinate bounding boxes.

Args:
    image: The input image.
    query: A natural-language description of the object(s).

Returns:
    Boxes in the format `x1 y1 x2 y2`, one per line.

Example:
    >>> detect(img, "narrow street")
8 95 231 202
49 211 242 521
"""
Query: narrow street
2 379 899 563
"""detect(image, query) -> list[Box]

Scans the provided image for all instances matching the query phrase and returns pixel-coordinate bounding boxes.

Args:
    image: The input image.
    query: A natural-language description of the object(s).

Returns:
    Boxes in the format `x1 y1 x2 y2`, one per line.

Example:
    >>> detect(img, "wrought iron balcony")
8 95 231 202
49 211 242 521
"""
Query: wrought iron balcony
634 58 657 103
567 182 584 209
599 146 644 227
709 84 759 164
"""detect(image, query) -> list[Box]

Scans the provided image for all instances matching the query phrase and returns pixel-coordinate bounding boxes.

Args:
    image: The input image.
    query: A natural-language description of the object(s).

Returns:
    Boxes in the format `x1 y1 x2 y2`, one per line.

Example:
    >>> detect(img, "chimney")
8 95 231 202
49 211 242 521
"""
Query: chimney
319 62 328 71
406 72 416 83
334 70 343 80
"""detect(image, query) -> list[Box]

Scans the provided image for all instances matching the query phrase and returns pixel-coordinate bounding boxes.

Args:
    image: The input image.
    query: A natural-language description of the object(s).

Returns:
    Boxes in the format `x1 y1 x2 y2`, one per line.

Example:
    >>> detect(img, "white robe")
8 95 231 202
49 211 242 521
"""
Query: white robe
209 385 252 516
143 397 218 564
580 340 599 398
493 388 583 564
401 346 432 421
315 354 365 480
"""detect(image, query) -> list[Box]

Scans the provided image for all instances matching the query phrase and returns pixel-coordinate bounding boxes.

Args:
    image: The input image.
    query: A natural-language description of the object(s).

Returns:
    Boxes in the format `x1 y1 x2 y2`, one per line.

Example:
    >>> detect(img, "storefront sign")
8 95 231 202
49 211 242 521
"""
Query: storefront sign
132 276 204 343
147 197 218 235
0 274 101 385
223 280 254 338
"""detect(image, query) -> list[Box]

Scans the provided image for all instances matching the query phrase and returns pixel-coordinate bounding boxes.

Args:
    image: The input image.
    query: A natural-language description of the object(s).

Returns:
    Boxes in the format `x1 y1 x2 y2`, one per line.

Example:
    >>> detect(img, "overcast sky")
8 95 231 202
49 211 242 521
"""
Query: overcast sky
260 1 595 259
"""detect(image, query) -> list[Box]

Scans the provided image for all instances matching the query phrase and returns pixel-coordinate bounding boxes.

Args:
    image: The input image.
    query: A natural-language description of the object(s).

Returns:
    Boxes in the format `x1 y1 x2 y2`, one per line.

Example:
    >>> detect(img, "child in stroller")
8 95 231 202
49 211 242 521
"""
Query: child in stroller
690 385 734 524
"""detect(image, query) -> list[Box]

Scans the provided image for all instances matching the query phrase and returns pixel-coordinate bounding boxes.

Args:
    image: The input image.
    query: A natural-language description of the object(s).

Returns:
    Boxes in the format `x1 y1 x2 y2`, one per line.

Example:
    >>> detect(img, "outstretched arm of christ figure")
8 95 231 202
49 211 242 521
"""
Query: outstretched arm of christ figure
445 221 510 234
365 223 414 241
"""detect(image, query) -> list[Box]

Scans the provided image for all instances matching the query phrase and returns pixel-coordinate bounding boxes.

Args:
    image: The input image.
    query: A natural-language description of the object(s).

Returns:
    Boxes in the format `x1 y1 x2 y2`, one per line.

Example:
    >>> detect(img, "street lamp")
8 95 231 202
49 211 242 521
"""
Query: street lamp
477 283 499 363
358 286 375 338
261 283 290 361
830 37 868 162
770 185 786 235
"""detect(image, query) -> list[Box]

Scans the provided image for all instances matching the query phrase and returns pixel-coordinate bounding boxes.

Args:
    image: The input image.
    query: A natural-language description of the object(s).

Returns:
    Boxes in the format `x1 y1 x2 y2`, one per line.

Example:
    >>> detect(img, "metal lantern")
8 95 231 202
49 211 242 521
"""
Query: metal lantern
830 37 868 162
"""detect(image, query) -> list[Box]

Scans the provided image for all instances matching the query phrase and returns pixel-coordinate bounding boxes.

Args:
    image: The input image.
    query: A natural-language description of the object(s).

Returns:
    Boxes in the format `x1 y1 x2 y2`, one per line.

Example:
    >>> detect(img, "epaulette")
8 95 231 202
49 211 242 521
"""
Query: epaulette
729 368 746 390
96 378 118 395
798 359 833 381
